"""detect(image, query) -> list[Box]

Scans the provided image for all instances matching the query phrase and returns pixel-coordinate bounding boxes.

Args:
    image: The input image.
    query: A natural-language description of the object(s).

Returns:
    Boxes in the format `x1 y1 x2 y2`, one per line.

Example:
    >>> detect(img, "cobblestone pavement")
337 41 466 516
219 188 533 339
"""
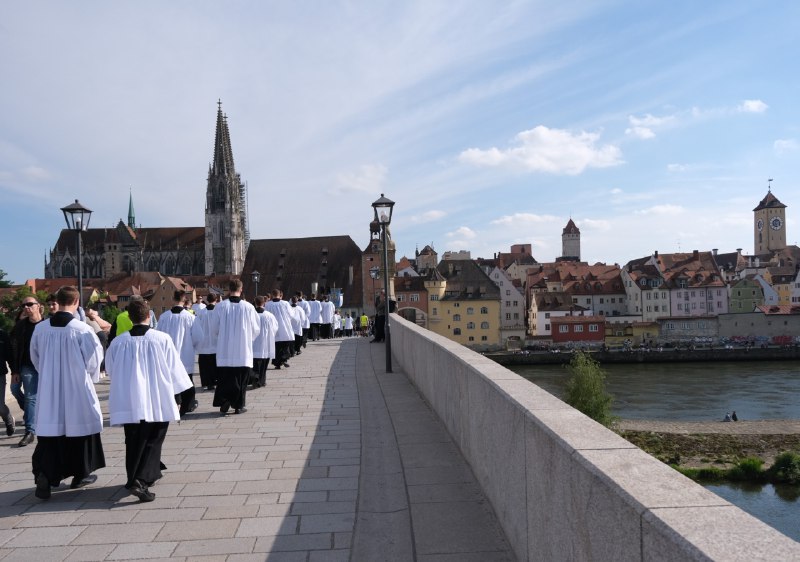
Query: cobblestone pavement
0 337 513 561
616 419 800 435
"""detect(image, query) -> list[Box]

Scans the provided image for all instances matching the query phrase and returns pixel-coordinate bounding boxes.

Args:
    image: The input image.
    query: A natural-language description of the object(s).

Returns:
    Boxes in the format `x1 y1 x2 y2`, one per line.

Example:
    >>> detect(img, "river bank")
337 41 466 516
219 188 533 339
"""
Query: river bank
615 419 800 469
490 346 800 365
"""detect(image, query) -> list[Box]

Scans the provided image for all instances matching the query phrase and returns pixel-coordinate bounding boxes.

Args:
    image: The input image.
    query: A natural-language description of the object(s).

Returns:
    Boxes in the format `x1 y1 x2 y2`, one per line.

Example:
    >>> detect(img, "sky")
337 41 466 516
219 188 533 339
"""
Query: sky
1 1 799 284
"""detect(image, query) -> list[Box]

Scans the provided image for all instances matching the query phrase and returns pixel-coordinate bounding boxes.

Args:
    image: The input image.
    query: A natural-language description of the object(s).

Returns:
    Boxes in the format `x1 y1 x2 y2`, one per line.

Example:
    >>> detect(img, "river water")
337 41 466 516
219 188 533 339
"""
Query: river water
508 360 800 542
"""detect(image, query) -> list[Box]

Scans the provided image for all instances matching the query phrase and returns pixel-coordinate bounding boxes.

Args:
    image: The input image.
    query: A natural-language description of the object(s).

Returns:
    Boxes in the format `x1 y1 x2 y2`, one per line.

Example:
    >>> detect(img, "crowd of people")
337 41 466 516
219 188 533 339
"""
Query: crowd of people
0 280 386 503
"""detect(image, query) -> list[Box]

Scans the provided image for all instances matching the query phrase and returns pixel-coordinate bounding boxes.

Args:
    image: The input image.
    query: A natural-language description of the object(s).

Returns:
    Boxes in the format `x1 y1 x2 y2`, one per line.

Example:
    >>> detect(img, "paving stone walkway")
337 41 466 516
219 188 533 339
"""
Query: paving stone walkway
0 337 513 561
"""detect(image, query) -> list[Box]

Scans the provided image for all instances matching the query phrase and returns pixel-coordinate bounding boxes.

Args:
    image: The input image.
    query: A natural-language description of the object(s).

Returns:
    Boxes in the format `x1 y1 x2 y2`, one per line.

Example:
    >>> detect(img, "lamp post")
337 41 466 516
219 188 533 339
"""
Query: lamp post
369 266 380 313
372 193 395 373
251 270 260 301
60 199 93 308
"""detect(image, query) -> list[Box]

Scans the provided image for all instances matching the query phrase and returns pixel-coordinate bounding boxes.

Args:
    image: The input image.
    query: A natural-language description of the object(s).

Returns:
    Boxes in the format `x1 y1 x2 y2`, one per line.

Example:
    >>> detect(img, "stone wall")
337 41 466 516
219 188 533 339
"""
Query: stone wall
390 314 800 561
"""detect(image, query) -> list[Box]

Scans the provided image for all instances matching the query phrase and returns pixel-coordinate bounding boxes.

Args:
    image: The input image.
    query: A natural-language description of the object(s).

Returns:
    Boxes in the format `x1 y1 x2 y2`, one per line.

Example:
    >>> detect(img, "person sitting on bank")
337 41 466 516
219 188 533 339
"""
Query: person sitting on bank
723 412 732 422
731 411 738 422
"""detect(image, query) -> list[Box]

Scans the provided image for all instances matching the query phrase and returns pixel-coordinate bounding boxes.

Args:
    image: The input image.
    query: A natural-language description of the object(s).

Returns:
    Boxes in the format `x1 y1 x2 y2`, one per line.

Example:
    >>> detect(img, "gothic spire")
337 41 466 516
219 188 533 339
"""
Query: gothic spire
127 188 136 229
212 99 236 177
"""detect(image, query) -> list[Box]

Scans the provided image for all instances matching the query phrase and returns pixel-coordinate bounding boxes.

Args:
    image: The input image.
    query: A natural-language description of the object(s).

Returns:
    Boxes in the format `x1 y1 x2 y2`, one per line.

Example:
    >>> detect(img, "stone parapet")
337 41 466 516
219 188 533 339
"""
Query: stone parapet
391 314 800 561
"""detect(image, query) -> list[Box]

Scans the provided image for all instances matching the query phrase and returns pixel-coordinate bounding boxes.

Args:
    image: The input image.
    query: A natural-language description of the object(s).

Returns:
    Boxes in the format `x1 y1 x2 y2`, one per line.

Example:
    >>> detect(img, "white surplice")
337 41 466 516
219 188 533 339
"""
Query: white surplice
290 305 306 337
209 298 261 367
253 309 278 360
264 299 295 342
157 308 196 373
298 299 311 329
106 330 192 426
30 316 104 437
307 299 322 324
191 306 215 354
320 300 335 323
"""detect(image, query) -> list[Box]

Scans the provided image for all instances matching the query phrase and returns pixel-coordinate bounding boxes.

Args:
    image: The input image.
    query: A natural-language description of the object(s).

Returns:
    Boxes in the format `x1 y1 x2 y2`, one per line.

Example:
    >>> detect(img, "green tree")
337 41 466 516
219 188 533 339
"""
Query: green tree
564 351 615 427
0 269 12 288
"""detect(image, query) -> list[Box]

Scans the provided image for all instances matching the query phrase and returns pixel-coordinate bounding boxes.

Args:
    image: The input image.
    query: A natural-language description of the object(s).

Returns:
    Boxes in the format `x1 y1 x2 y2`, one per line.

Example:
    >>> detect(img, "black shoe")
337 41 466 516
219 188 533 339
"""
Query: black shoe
283 363 290 368
188 400 199 413
129 480 155 502
4 414 14 437
18 432 34 447
234 407 248 415
274 365 281 370
35 474 50 500
70 474 97 489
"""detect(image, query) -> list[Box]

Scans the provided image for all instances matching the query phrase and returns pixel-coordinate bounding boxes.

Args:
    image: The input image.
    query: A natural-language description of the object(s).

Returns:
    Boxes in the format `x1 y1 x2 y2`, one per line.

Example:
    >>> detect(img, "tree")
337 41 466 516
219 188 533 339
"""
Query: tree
0 269 12 288
564 351 615 427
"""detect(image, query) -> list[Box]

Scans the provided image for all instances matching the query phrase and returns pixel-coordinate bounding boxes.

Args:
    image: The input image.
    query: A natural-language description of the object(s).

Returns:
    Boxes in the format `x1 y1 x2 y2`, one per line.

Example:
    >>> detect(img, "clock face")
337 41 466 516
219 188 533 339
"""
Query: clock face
770 216 783 231
757 218 764 232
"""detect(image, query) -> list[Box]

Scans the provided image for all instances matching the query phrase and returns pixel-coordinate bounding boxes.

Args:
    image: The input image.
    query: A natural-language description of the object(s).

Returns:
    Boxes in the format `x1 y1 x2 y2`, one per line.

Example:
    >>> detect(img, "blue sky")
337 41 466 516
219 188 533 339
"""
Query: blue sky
1 1 798 284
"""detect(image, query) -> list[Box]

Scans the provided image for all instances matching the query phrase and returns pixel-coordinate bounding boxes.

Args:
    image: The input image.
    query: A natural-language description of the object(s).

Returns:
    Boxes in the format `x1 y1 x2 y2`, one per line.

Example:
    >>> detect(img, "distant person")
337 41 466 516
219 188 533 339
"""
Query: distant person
0 327 15 437
106 299 192 502
723 412 732 422
265 289 295 369
192 293 218 391
10 296 44 447
157 291 197 416
731 411 738 422
251 296 277 388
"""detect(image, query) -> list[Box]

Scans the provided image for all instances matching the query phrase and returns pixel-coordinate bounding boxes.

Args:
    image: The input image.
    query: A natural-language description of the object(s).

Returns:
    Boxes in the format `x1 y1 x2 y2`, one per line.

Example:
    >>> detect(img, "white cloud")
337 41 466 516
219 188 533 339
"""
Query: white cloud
490 212 560 226
774 138 799 154
579 218 611 231
634 204 684 216
21 165 51 181
446 226 477 239
332 163 387 194
610 188 622 195
737 99 768 113
667 163 688 172
459 125 623 175
625 126 655 139
411 210 446 223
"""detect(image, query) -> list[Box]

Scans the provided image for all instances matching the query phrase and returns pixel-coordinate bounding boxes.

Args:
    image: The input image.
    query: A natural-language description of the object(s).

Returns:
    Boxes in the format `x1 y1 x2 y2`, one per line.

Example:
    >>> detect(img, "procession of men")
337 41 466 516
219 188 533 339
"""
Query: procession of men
3 279 367 503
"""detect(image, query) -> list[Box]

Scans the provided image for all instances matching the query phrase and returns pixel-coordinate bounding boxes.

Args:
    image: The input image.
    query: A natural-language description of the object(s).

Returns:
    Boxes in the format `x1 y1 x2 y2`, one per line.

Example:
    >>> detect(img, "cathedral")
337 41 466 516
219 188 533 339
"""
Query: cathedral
45 102 248 279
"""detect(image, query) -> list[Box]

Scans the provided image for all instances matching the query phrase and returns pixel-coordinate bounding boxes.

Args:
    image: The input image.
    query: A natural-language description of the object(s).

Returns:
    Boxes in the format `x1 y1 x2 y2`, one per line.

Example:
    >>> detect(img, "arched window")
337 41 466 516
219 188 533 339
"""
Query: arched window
467 307 474 315
467 322 475 329
61 259 75 277
164 256 175 275
480 307 488 314
453 314 461 321
481 321 489 329
453 328 461 335
147 257 159 272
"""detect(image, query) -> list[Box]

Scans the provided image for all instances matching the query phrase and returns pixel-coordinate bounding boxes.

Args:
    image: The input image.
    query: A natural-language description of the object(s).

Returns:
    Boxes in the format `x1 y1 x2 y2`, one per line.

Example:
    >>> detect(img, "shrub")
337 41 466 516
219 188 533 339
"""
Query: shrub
768 451 800 484
564 351 614 427
727 457 765 482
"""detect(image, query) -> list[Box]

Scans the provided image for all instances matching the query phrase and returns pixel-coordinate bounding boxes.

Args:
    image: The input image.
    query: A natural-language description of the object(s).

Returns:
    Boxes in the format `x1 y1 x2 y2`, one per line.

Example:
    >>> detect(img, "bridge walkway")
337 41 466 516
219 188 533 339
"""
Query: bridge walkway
0 337 513 561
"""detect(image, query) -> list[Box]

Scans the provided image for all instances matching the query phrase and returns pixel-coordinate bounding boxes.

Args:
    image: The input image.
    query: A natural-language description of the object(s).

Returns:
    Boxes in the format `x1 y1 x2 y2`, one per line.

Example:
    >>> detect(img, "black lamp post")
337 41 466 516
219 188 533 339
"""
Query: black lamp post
369 266 380 313
251 270 261 301
372 193 395 373
60 199 93 308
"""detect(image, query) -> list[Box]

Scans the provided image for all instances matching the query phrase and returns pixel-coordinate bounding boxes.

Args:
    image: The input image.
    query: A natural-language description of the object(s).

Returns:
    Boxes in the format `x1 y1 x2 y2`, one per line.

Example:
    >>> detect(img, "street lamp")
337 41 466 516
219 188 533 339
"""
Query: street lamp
60 199 92 308
369 266 380 311
251 270 261 301
372 193 395 373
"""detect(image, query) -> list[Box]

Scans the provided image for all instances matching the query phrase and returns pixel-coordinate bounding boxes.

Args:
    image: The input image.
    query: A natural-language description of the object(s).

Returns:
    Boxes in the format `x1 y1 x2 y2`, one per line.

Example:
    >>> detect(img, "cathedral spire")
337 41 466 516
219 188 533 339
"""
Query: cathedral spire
127 188 136 229
212 100 236 178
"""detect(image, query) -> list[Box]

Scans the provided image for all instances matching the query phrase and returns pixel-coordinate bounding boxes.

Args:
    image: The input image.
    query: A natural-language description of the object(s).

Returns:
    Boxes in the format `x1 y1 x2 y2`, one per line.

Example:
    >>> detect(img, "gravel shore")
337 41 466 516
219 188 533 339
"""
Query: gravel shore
616 419 800 435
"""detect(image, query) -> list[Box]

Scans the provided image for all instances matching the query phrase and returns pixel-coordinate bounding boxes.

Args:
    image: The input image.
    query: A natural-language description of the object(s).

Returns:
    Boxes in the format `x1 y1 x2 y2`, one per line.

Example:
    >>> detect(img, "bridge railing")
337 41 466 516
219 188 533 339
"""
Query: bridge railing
391 314 799 561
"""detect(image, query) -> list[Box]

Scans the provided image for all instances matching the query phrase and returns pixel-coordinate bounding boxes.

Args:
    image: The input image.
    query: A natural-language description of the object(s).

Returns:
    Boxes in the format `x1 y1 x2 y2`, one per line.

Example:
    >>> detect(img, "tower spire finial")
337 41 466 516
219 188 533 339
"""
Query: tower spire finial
127 187 136 229
768 177 773 191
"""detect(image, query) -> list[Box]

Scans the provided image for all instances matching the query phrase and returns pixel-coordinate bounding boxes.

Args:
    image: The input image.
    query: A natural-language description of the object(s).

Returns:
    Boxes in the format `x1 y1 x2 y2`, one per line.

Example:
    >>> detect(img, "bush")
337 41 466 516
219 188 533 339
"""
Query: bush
768 451 800 484
728 457 765 482
564 351 614 427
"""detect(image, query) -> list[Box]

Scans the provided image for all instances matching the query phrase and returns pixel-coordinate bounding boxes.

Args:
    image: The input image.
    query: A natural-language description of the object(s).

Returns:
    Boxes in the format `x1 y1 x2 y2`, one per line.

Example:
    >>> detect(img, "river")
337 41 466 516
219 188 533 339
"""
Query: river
508 360 800 542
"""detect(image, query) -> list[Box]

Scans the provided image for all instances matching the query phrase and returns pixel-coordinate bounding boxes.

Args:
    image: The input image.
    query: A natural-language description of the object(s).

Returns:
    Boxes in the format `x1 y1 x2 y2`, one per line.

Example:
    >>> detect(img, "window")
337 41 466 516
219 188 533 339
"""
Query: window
506 301 511 307
481 321 489 329
506 313 511 320
599 298 604 304
397 294 405 301
467 322 475 329
506 290 511 296
481 336 488 341
453 328 461 335
453 314 461 321
513 301 518 306
574 325 583 332
559 325 569 333
468 336 474 341
480 307 488 314
454 303 460 308
545 324 550 331
589 324 599 332
410 294 419 302
430 295 439 301
545 313 550 318
513 313 519 319
432 307 438 315
467 307 474 314
677 303 682 310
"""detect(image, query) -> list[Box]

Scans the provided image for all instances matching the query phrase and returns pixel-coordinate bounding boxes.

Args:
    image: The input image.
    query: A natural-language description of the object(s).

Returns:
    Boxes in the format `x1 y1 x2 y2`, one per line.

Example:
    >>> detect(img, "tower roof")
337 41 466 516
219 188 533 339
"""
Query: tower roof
127 189 135 229
753 190 786 212
562 218 580 234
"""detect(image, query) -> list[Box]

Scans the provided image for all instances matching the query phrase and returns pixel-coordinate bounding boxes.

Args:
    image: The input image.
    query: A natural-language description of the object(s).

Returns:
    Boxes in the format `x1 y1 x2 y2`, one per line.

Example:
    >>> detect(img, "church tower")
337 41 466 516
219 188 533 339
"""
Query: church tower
753 189 787 255
560 218 581 261
205 101 249 276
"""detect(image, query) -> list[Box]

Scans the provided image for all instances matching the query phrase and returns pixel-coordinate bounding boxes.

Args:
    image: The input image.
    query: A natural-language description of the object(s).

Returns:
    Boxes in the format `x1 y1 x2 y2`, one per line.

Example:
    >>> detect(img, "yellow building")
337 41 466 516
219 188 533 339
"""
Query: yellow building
425 259 502 350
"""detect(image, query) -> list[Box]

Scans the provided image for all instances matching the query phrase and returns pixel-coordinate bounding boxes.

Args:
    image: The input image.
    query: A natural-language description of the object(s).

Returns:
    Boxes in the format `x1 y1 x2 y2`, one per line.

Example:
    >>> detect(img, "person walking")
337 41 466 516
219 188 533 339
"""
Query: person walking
192 292 219 391
265 289 294 369
0 327 15 437
157 291 197 416
30 286 105 500
252 296 278 388
107 299 192 502
210 279 260 416
10 296 44 447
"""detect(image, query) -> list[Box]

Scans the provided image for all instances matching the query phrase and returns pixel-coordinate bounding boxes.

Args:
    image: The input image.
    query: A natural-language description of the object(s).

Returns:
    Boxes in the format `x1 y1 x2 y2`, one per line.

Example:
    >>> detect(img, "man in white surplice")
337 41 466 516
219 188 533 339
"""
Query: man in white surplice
252 296 278 388
30 286 105 500
107 299 192 502
156 290 197 416
210 279 260 415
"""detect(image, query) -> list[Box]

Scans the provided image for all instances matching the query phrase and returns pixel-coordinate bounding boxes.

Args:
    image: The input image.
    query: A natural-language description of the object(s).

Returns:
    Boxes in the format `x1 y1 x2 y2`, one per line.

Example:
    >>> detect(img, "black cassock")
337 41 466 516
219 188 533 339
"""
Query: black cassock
123 421 169 488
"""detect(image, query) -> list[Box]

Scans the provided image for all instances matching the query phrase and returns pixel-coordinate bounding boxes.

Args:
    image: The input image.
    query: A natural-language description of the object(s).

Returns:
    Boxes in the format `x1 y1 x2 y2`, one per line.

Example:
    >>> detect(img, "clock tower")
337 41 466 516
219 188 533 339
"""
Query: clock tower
753 189 787 254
